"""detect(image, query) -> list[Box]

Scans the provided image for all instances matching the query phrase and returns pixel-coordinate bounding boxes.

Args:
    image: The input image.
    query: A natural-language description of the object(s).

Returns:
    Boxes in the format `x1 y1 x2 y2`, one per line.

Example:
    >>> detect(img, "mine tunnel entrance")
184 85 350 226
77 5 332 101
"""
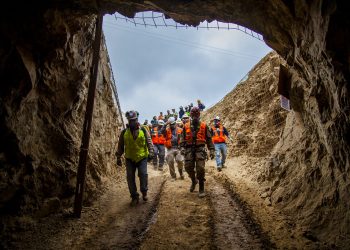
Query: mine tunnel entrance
1 1 349 249
71 10 289 249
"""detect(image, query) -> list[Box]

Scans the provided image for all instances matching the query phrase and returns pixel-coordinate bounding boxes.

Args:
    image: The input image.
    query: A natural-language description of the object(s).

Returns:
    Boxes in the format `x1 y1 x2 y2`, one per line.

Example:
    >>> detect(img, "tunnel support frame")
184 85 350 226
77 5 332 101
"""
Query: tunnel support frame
73 13 104 218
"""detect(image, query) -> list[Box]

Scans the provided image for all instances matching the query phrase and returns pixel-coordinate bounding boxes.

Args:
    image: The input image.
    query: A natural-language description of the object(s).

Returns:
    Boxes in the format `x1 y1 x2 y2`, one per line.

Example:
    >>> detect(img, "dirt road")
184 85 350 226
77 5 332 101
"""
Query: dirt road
8 161 271 249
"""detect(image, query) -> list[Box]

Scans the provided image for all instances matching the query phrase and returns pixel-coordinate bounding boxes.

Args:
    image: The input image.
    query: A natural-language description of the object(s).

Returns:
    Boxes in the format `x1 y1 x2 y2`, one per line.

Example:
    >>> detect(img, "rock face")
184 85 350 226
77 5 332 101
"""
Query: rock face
204 51 349 247
202 52 287 158
0 10 123 218
1 0 349 247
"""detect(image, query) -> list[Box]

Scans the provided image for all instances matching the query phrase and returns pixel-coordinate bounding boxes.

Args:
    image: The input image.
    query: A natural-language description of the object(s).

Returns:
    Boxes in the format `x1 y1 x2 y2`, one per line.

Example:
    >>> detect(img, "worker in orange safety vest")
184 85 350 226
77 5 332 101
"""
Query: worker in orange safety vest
180 107 215 198
150 120 166 171
210 116 230 171
160 117 184 180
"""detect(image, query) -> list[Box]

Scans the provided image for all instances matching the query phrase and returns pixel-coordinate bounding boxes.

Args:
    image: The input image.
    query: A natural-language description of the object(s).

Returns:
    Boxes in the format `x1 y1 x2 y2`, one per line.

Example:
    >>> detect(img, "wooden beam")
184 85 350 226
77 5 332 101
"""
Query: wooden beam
73 13 103 218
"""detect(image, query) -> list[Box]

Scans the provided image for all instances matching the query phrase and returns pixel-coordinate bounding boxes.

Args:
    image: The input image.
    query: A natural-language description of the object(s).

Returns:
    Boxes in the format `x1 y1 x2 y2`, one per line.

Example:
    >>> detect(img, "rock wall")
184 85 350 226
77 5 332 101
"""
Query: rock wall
0 9 123 219
1 0 349 247
202 52 287 158
261 56 350 246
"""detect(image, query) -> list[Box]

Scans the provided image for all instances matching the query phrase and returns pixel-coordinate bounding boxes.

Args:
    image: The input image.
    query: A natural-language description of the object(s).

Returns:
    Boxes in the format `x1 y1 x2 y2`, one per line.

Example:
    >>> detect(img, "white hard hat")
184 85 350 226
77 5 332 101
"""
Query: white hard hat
158 120 165 126
176 118 182 124
214 116 220 121
182 114 189 119
168 117 176 124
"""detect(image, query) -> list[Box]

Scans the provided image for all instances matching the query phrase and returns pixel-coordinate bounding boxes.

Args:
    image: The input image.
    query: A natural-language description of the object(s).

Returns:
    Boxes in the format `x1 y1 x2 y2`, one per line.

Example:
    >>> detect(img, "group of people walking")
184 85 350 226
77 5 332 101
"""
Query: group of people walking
144 99 206 127
116 102 231 206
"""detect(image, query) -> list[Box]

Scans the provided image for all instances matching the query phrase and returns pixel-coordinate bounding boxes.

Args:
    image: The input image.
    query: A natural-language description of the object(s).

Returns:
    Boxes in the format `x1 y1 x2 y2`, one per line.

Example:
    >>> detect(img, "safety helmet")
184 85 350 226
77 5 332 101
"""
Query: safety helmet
176 118 182 124
190 106 200 118
168 117 176 124
125 110 138 120
158 120 165 126
214 116 220 121
151 120 158 126
182 114 189 119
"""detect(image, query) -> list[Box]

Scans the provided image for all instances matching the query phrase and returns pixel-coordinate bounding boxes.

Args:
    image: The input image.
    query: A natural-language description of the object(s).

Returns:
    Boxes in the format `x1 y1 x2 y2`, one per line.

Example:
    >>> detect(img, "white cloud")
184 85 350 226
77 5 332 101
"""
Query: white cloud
103 14 272 123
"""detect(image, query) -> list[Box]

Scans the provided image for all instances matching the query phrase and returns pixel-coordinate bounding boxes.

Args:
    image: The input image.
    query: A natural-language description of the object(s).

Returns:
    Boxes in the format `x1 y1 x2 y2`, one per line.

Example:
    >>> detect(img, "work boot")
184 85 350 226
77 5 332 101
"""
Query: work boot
190 178 198 192
130 197 139 206
217 166 222 172
142 192 148 202
158 166 163 171
198 182 205 198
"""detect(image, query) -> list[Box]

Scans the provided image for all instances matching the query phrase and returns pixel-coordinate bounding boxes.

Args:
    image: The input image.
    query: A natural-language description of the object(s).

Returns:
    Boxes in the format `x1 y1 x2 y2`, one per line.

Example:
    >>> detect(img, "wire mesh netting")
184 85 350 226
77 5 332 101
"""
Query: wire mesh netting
112 11 263 41
203 54 289 158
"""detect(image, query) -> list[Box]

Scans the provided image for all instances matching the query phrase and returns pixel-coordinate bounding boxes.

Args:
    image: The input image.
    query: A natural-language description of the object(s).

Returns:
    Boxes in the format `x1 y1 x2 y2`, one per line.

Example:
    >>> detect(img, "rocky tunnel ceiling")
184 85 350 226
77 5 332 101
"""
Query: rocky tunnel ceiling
1 0 349 247
4 0 349 78
44 0 349 77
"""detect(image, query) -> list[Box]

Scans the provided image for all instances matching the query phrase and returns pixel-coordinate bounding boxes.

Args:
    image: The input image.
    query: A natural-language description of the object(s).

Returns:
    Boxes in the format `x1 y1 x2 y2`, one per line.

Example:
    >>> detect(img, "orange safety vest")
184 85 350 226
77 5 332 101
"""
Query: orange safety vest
184 122 207 145
165 127 182 148
151 127 165 145
211 125 226 143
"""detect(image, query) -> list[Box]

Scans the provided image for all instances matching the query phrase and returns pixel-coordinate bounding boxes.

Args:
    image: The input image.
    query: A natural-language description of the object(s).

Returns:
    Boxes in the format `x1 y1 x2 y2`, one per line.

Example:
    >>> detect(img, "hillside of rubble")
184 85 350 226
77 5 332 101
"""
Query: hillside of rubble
203 51 349 247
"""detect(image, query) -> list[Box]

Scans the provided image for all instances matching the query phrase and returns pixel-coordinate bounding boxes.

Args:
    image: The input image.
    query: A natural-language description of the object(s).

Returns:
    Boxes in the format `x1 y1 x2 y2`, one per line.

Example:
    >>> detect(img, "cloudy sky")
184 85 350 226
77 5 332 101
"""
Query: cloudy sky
103 13 272 122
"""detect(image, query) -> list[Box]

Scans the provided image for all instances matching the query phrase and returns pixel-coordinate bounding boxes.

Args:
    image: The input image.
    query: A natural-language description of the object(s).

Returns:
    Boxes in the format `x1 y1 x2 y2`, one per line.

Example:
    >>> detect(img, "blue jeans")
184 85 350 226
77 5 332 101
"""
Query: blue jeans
125 158 148 199
153 144 165 167
214 143 227 168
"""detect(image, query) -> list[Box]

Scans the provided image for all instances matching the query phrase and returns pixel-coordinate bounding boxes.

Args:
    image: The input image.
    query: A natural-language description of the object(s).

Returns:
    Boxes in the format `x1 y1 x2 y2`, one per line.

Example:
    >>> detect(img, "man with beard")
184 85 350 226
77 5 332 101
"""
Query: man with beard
180 107 215 198
116 110 154 206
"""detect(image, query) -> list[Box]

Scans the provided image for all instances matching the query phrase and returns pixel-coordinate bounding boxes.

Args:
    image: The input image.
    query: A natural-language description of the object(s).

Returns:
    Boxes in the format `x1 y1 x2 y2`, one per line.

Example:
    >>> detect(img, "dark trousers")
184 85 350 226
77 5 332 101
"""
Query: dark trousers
126 158 148 199
153 144 165 167
184 146 206 182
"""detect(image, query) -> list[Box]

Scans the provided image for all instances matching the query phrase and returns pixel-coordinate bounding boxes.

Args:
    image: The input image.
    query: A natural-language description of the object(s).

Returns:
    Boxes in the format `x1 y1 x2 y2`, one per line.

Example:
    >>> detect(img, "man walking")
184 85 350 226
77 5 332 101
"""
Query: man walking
151 120 166 171
161 116 184 181
179 106 185 119
180 107 215 198
116 110 154 206
210 116 230 171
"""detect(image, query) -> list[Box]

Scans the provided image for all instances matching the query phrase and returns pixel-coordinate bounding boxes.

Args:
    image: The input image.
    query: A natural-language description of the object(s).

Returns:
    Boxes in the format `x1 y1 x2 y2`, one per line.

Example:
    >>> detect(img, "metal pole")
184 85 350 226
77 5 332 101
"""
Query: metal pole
73 13 103 218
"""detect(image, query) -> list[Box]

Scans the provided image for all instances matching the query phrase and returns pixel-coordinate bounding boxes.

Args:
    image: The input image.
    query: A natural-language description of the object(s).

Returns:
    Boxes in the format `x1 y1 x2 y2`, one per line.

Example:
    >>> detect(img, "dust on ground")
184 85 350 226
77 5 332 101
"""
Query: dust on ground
6 159 280 250
210 156 318 249
8 169 165 250
141 165 266 249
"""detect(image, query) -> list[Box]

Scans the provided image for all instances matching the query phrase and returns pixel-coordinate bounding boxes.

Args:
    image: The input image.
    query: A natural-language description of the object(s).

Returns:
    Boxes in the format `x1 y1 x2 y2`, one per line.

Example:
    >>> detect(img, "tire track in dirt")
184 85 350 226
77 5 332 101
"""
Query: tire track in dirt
140 177 214 249
208 166 276 249
140 167 269 249
72 172 166 249
10 169 165 250
10 165 271 249
207 176 267 249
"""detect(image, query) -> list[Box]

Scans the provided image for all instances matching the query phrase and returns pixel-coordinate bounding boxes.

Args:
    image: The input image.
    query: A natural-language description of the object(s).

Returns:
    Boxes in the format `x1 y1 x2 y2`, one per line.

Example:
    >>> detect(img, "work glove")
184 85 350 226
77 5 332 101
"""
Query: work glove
116 157 122 167
147 154 154 162
180 147 186 156
210 150 215 160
